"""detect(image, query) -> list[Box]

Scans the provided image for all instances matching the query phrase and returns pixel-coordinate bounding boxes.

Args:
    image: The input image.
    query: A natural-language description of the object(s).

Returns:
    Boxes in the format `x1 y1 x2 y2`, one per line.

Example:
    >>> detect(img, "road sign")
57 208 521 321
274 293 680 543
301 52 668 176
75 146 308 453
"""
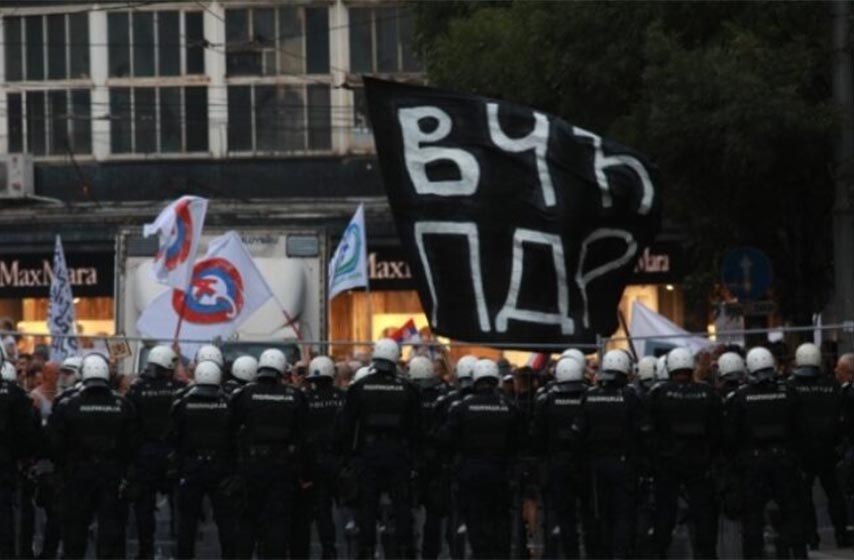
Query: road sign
722 247 773 302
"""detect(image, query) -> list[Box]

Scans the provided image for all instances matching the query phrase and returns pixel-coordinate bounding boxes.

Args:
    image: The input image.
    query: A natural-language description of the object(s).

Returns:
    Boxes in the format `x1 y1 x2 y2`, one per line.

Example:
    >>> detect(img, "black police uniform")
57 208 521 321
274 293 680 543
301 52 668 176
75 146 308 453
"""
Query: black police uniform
724 377 806 559
291 376 345 560
230 374 306 558
125 370 186 558
170 383 236 559
338 363 421 559
647 374 722 558
222 378 247 397
49 380 136 559
442 379 524 560
532 379 590 559
788 370 848 547
433 384 471 559
572 376 648 559
413 376 449 560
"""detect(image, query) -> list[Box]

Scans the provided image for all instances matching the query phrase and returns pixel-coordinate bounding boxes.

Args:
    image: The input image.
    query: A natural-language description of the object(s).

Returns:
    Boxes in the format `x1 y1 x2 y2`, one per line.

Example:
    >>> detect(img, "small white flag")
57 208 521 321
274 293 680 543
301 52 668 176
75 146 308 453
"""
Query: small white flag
329 204 368 300
136 231 275 360
144 195 208 291
48 235 79 361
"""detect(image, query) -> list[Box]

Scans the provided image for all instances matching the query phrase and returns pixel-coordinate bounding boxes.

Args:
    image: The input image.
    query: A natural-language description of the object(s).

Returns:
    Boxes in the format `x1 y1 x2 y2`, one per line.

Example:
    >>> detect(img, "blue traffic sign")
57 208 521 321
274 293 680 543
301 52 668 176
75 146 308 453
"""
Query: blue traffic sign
722 247 773 302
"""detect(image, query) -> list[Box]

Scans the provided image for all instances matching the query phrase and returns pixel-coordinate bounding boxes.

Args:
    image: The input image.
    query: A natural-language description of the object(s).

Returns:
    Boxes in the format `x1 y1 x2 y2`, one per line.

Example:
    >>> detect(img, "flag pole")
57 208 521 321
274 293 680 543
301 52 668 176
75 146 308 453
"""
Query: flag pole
365 282 374 345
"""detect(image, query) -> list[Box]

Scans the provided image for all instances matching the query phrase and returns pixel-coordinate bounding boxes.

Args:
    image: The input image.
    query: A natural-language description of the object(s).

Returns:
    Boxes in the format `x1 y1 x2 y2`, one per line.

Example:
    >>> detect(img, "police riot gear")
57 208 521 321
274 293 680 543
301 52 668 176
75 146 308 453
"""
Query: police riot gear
257 348 288 377
338 347 421 559
637 356 657 386
795 342 821 368
195 344 225 369
555 356 585 384
472 359 499 383
147 345 178 372
599 349 632 382
665 347 694 375
408 356 434 381
225 355 257 395
308 356 335 380
745 347 776 382
372 338 401 367
455 355 478 390
229 371 307 558
194 360 222 386
352 366 372 385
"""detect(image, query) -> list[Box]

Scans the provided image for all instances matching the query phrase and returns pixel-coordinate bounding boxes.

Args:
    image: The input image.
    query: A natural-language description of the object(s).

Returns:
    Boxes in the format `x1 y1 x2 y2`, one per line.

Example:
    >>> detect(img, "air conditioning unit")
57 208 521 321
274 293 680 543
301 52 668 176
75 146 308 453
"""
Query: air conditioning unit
0 154 34 199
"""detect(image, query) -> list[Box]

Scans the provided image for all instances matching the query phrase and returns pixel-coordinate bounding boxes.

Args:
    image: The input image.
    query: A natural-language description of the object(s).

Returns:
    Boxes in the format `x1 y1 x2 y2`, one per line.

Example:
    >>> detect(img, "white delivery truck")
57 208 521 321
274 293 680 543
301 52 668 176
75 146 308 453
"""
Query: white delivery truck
114 227 326 374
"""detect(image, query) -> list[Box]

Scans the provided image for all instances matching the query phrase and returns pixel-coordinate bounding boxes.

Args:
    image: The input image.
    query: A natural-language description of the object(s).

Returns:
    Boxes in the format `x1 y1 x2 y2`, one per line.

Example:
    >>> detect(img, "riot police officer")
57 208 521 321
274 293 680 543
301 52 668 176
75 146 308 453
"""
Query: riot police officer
291 355 345 560
648 347 721 559
338 338 421 559
572 349 648 559
636 356 658 399
49 354 136 559
442 359 524 560
717 351 746 399
532 356 590 559
408 355 449 560
230 346 306 558
224 355 257 396
126 344 186 559
170 360 236 559
195 344 224 371
724 346 806 559
787 342 848 548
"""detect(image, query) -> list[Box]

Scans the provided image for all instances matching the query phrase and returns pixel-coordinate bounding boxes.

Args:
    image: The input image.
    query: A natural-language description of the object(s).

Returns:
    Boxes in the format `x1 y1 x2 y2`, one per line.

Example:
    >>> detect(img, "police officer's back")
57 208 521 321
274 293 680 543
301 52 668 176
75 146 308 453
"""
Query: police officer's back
223 355 257 396
338 338 421 560
724 346 806 559
49 354 136 559
717 351 746 399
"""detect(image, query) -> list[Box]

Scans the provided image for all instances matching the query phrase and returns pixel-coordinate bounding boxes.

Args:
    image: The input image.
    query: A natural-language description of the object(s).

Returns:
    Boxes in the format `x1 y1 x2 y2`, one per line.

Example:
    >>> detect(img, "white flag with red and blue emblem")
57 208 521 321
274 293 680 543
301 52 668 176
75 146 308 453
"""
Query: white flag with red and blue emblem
136 231 275 359
144 195 208 291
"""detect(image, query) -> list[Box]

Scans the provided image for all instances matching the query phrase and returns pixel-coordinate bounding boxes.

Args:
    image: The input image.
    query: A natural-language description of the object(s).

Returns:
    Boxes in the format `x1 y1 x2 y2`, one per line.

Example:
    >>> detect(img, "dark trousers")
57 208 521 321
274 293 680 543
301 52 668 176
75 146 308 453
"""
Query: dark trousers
653 465 719 559
0 469 15 559
236 460 295 559
133 444 172 559
35 472 64 559
456 459 511 560
18 472 34 559
355 446 414 559
588 456 636 559
62 464 127 559
543 459 592 559
802 456 848 541
175 459 236 560
291 475 337 559
741 453 806 559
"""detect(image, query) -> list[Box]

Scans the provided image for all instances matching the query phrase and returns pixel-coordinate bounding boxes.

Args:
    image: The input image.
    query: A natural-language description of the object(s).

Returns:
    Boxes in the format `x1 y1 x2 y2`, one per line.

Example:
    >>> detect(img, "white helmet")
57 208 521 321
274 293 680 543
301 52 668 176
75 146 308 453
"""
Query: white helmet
148 345 178 371
308 356 335 380
231 355 258 383
599 349 631 381
655 355 669 381
1 361 15 382
746 347 776 380
81 354 110 382
408 356 434 380
194 360 222 386
637 356 658 382
718 352 746 379
373 338 401 365
60 356 83 377
555 356 584 383
666 347 694 374
560 348 586 366
455 355 478 380
795 343 821 368
353 366 372 384
473 359 499 383
195 344 224 368
258 348 287 376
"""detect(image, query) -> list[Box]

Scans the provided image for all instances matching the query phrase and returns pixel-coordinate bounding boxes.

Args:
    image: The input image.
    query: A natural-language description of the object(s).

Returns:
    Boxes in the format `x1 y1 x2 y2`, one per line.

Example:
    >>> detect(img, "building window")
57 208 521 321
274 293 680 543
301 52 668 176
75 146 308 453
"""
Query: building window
349 6 422 74
4 13 90 81
227 84 331 153
108 11 205 77
109 86 208 154
6 89 91 155
225 6 329 76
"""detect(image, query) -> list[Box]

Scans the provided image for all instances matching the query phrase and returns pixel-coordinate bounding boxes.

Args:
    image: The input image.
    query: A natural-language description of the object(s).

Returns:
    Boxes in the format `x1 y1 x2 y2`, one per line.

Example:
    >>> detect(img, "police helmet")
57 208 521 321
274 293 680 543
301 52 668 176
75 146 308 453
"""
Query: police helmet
231 355 258 383
353 366 372 384
746 347 776 381
599 349 631 381
195 344 224 368
147 345 178 371
372 338 400 372
637 356 657 383
560 348 586 366
794 342 821 377
655 355 669 381
666 347 694 375
81 354 110 383
455 355 478 379
472 359 499 383
555 356 584 383
194 360 222 386
60 356 83 378
258 348 287 378
408 356 434 381
308 356 335 380
1 361 15 382
718 352 746 380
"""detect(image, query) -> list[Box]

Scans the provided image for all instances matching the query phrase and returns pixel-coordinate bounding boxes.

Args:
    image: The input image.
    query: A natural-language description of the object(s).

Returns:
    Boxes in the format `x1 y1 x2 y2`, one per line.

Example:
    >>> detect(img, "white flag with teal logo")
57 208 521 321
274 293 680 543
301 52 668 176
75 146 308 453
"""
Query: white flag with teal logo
48 235 79 361
329 204 368 300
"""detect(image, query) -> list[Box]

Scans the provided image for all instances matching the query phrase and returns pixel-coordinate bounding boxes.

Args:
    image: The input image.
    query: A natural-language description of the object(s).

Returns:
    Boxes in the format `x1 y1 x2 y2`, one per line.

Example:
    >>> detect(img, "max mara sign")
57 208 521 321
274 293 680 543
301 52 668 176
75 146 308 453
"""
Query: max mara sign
0 253 113 298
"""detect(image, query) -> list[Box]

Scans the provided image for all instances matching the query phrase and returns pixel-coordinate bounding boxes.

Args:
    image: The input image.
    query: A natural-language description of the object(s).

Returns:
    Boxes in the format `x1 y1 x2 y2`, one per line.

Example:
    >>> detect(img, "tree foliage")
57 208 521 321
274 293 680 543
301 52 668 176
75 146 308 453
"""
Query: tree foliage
414 1 837 327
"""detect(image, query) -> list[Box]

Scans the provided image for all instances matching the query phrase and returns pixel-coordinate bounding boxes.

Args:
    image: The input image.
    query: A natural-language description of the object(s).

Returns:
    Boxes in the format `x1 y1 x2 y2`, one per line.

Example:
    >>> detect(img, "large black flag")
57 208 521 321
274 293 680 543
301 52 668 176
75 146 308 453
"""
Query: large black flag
365 78 661 348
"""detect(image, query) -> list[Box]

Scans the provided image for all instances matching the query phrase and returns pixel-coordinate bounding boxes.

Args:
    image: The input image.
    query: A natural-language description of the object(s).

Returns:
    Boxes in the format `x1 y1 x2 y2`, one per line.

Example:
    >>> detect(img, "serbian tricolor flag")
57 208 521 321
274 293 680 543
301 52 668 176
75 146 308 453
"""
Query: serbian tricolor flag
526 352 549 371
144 195 208 291
391 318 420 344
